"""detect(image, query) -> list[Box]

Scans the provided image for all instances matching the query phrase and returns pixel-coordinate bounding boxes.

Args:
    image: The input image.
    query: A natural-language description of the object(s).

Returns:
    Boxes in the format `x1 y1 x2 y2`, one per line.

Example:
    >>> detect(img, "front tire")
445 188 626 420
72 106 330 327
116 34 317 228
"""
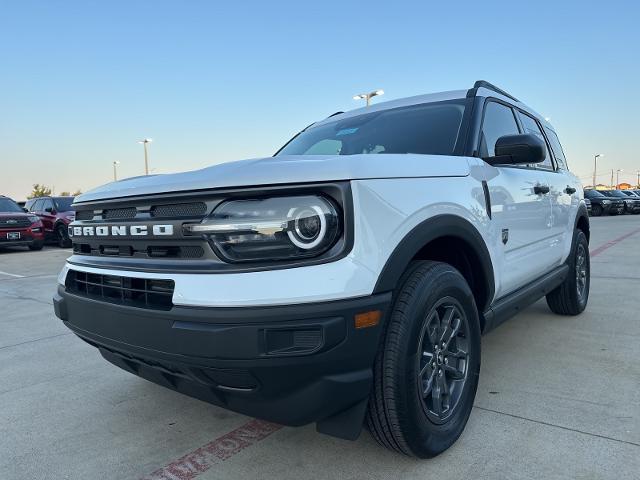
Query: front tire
56 224 72 248
591 204 602 217
28 240 44 251
546 230 590 315
366 261 481 458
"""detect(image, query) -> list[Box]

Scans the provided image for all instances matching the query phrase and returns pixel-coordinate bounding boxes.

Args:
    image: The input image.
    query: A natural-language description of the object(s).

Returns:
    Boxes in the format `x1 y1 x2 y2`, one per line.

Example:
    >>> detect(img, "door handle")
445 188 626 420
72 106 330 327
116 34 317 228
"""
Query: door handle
565 186 576 194
534 185 550 195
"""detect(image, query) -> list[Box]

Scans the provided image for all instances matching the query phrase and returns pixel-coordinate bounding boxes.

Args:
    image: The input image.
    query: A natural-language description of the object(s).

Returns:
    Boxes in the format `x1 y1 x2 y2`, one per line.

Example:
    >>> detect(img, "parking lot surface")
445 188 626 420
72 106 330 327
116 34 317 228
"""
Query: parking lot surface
1 216 639 480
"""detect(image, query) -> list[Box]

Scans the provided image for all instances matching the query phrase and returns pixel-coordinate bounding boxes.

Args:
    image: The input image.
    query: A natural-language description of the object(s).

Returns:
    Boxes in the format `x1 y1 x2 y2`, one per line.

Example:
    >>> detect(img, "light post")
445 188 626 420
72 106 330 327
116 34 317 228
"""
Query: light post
353 89 384 107
592 154 603 188
616 169 622 189
112 161 120 181
138 138 153 175
637 170 640 188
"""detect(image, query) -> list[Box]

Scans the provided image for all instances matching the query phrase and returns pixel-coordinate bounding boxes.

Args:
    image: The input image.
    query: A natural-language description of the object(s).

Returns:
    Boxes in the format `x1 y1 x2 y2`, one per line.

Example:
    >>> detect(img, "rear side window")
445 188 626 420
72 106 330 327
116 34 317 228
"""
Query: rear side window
31 199 44 211
479 101 520 157
42 198 54 212
544 128 568 170
517 112 553 170
25 199 36 211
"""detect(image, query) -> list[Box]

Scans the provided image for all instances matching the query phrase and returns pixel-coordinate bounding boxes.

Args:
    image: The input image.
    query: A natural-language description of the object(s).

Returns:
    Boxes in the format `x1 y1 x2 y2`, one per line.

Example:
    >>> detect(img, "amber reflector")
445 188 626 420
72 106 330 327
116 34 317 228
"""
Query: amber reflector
355 310 382 329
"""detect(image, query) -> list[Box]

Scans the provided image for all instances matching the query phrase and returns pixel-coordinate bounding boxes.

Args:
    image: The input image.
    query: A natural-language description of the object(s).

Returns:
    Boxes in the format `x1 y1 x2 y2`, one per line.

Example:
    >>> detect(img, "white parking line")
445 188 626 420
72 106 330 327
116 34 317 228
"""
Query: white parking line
0 270 25 278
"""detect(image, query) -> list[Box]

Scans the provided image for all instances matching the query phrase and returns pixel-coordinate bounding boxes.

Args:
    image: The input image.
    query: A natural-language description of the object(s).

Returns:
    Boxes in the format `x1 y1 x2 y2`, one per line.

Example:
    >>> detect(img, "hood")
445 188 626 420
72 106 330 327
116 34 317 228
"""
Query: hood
76 154 471 203
0 211 31 218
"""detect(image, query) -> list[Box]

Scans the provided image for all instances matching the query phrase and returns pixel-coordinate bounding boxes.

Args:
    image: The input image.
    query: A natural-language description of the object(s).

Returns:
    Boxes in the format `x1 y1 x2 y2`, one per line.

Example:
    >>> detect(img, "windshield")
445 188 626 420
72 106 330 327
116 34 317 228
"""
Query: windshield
604 190 627 198
277 99 468 157
585 190 605 198
0 198 24 213
54 197 74 211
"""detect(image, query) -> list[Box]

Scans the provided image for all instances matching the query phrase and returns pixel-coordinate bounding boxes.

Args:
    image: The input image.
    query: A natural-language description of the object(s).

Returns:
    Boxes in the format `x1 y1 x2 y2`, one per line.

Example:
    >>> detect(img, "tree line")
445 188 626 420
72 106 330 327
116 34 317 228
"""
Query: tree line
28 184 82 199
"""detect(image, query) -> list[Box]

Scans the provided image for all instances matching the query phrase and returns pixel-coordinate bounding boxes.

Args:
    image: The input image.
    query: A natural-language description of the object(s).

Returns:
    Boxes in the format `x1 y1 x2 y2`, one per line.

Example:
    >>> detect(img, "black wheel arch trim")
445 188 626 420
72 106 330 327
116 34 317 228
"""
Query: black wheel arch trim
574 202 590 242
372 215 495 312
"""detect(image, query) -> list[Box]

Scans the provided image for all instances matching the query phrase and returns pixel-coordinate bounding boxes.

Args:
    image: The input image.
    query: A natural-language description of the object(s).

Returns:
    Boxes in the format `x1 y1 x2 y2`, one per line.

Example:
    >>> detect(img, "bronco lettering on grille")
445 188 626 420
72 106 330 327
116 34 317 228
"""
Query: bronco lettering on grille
69 224 174 237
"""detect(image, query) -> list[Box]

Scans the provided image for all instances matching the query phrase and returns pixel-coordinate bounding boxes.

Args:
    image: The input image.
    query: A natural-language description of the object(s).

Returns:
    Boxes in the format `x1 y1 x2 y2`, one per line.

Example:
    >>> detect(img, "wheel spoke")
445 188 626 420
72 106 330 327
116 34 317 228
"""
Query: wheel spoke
422 368 436 397
447 348 468 359
438 371 449 396
438 307 454 343
443 360 465 380
426 311 440 346
431 380 442 415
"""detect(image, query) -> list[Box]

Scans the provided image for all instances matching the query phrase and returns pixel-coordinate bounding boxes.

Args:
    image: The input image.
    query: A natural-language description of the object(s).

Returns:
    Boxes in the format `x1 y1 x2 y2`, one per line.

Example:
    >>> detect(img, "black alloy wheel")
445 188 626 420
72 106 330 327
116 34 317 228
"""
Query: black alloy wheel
416 298 470 423
57 224 72 248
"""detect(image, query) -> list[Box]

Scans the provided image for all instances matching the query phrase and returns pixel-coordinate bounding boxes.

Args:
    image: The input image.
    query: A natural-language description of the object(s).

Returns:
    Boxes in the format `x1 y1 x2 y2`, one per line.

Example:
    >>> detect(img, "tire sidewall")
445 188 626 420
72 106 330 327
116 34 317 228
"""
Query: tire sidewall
392 266 481 457
569 230 590 311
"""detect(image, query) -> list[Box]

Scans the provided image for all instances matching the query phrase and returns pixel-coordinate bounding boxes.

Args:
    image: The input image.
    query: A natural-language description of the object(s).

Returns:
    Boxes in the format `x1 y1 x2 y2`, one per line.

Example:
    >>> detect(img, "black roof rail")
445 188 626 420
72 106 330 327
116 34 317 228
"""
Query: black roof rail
466 80 519 102
327 111 344 118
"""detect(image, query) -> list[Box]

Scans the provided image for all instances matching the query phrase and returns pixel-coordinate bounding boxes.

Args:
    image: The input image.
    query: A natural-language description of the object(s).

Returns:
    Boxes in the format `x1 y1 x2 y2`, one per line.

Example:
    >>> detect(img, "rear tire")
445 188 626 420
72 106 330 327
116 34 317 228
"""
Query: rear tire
546 230 589 315
56 224 72 248
366 261 481 458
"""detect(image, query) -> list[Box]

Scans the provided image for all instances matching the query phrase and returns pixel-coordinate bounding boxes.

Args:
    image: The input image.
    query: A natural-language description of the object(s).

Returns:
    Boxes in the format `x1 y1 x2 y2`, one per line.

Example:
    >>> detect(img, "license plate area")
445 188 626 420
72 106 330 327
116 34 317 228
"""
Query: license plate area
6 232 21 240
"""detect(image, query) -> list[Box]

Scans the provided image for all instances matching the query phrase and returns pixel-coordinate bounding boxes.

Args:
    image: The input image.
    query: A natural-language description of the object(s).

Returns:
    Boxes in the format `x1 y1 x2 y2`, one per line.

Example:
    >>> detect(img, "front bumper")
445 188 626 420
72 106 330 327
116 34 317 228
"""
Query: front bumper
0 228 44 246
54 286 391 436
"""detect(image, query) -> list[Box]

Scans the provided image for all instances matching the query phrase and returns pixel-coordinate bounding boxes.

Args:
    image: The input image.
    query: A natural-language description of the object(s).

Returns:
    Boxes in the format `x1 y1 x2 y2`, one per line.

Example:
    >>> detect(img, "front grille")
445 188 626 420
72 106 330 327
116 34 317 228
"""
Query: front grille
151 202 207 218
103 207 137 220
0 217 31 228
76 210 94 221
66 270 174 310
73 243 205 259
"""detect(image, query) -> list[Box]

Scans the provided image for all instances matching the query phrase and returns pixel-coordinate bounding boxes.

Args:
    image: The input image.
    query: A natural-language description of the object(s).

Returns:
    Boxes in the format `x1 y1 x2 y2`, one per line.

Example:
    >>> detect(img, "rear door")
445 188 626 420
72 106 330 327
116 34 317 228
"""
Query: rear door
40 198 56 235
479 100 555 298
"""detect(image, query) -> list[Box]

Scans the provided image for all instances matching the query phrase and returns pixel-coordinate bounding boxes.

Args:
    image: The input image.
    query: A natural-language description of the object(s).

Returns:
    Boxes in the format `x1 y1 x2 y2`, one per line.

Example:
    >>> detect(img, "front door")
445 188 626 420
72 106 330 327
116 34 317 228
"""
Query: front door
479 100 554 298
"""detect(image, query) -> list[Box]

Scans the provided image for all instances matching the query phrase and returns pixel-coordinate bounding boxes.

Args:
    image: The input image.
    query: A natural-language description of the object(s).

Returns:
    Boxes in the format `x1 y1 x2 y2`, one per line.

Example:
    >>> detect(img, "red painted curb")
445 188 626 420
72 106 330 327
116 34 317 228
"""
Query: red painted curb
141 419 282 480
590 227 640 257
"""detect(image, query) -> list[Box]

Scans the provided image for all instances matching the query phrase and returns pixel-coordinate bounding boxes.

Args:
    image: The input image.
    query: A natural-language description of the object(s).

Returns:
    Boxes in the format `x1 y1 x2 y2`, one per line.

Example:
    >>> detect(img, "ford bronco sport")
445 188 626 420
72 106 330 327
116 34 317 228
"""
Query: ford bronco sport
54 81 590 457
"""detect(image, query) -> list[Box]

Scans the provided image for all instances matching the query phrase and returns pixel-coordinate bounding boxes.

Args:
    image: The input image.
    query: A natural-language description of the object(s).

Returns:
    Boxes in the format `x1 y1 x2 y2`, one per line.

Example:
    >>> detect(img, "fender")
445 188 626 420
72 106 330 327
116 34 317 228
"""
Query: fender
372 214 495 311
573 201 590 242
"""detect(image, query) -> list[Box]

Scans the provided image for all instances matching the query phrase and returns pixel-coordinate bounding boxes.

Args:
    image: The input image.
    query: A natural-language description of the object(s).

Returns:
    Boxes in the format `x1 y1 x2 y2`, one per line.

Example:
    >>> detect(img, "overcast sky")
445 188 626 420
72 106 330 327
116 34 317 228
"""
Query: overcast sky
1 0 639 199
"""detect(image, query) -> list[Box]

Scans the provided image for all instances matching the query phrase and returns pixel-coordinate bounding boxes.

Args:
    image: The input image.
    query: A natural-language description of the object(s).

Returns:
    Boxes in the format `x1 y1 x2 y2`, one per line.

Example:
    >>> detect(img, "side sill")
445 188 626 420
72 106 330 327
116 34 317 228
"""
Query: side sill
482 264 569 333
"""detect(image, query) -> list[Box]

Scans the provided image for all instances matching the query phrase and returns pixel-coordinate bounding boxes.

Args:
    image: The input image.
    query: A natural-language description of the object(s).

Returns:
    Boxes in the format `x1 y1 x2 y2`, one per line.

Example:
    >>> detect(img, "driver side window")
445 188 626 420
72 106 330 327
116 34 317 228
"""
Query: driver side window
479 101 520 157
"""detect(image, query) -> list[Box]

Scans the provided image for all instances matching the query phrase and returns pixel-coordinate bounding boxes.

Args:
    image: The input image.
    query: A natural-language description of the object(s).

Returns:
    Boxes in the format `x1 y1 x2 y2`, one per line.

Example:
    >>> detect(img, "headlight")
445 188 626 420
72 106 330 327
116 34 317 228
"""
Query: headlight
28 215 40 224
185 195 341 262
602 200 610 205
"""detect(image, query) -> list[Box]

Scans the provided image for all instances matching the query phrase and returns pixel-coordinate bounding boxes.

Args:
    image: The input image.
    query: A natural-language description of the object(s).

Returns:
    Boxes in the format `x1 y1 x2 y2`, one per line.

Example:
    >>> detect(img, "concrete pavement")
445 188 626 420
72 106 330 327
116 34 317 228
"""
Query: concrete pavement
1 216 639 479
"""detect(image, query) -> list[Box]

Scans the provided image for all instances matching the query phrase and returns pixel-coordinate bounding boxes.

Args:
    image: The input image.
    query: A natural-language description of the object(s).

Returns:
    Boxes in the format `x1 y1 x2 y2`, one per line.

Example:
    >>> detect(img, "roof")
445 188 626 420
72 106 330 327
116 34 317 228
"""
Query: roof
312 80 553 132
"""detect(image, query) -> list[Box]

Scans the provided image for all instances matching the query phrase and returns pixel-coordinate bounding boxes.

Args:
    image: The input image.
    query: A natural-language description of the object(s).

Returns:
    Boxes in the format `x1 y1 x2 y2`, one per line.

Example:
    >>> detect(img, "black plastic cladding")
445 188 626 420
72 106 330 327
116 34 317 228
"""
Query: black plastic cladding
68 182 354 274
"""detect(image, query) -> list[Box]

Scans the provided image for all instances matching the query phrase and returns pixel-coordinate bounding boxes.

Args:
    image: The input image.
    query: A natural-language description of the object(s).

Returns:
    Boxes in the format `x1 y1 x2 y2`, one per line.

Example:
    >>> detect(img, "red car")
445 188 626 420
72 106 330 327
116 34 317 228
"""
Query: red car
25 196 75 247
0 196 45 251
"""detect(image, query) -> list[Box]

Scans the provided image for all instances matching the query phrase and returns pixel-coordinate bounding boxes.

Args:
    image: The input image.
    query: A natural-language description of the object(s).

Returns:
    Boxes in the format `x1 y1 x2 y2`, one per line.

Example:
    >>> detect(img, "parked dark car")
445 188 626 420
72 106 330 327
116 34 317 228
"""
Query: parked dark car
0 196 45 250
584 189 624 216
584 198 592 215
25 196 75 247
600 190 640 214
621 190 640 199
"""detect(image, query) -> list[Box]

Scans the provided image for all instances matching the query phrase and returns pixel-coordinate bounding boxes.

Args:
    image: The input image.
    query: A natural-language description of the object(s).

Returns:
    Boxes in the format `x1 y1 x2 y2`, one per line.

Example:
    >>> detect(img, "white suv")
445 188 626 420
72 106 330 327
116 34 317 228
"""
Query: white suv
54 81 590 457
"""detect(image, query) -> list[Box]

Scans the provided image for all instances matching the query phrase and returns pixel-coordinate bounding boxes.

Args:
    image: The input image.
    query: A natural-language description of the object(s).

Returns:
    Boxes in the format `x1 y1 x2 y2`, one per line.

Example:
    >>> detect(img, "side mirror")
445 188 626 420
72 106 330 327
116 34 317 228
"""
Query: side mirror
22 207 28 213
483 133 546 166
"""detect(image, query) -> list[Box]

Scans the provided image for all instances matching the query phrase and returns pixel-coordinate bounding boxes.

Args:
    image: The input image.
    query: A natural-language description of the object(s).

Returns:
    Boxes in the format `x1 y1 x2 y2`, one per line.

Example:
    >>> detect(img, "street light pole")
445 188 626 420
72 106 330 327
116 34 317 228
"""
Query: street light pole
637 170 640 188
353 89 384 107
592 154 603 188
138 138 153 175
610 169 614 189
616 169 622 188
113 161 120 181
